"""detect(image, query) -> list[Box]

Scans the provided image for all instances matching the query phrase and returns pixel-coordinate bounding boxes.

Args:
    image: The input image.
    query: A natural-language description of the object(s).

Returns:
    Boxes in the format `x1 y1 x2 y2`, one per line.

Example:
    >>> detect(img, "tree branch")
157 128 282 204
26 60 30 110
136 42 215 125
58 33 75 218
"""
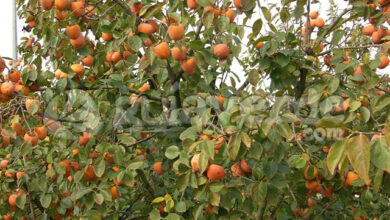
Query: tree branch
135 169 155 197
318 44 381 56
111 0 133 15
314 8 351 46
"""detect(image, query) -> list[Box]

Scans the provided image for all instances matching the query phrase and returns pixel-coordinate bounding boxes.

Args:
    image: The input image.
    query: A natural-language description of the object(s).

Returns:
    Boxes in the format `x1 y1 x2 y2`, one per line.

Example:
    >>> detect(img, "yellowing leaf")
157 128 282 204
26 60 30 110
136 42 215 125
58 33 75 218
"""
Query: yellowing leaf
346 134 371 185
152 197 165 203
327 140 346 175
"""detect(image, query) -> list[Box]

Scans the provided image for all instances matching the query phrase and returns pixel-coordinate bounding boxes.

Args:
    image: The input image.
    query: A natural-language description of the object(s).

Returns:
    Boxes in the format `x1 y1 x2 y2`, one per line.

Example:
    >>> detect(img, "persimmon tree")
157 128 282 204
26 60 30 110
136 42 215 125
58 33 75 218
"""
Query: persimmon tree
2 0 390 219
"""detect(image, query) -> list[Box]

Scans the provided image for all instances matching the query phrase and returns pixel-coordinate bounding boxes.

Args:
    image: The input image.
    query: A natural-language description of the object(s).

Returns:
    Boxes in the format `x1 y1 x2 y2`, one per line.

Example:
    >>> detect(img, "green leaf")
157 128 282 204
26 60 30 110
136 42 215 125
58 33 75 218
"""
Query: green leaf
261 7 272 21
175 201 187 213
128 36 143 51
332 30 345 45
346 134 371 185
251 181 268 206
275 53 290 67
349 100 361 112
373 96 390 113
385 122 390 147
202 10 214 29
327 140 346 175
16 194 26 210
315 117 344 128
165 145 180 159
276 122 293 141
94 193 104 205
149 209 161 220
180 126 198 141
248 69 260 86
373 168 383 193
209 182 224 192
328 77 339 94
166 213 181 220
117 133 137 146
95 158 105 177
140 5 162 19
199 152 209 174
360 106 370 123
227 132 241 160
252 19 263 37
75 188 93 200
176 172 190 192
40 194 51 209
371 137 390 173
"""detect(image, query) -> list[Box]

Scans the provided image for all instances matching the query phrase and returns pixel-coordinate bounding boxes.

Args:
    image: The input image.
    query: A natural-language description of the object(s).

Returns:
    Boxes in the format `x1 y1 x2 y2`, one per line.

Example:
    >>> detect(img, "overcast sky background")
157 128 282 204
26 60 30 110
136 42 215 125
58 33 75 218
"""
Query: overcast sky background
0 0 349 82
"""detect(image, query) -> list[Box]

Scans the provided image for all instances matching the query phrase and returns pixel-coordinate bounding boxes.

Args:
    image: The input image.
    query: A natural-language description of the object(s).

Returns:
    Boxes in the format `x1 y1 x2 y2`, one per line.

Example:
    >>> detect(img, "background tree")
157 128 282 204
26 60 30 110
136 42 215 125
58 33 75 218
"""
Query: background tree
1 0 390 219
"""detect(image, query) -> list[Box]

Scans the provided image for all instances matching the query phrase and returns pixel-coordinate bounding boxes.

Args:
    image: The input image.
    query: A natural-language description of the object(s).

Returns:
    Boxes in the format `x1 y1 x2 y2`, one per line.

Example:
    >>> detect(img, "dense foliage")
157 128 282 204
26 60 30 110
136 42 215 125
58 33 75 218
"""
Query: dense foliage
1 0 390 219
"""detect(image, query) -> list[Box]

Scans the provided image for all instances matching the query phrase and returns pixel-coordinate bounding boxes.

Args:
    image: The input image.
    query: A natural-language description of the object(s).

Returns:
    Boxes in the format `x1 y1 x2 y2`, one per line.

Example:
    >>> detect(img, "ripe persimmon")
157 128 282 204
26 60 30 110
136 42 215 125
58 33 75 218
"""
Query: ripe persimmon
153 161 164 175
71 64 84 76
255 41 264 49
181 57 195 75
16 171 27 179
147 20 159 33
187 0 198 9
304 165 318 180
111 51 122 62
10 123 23 137
240 160 252 173
214 136 225 150
137 23 155 36
82 55 94 66
9 70 20 83
172 45 186 61
224 8 235 23
110 186 119 199
79 132 91 146
66 24 81 40
102 32 113 41
231 162 245 178
55 0 68 10
24 132 38 146
207 164 225 180
8 194 17 207
2 136 10 148
56 9 67 20
310 11 318 19
0 160 9 169
123 51 131 60
1 82 15 96
378 55 389 69
168 24 185 41
372 31 382 43
138 83 150 92
154 42 170 59
233 0 242 9
40 0 53 10
215 95 225 109
130 2 142 15
214 44 230 59
362 25 375 36
70 1 84 17
305 180 319 190
34 125 47 140
70 34 85 49
314 18 325 28
345 171 360 187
